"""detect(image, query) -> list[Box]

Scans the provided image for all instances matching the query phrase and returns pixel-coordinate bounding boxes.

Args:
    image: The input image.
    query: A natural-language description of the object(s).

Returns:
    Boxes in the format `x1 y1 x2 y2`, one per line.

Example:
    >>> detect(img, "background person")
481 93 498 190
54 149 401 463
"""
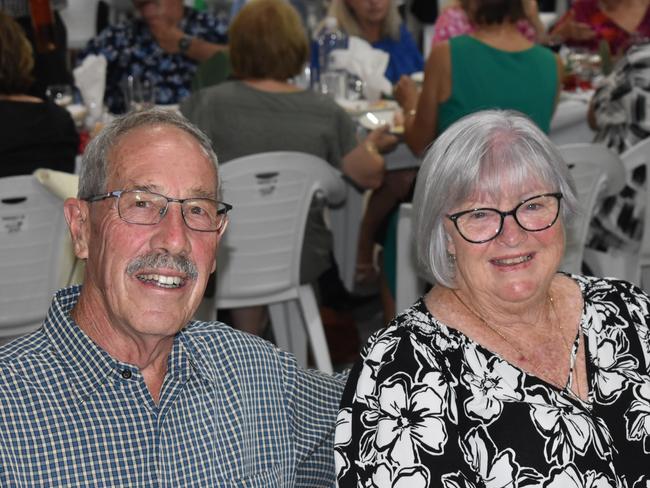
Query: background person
335 109 650 486
0 0 73 98
0 10 78 177
550 0 650 58
78 0 227 113
181 0 398 336
327 0 424 83
0 108 345 486
431 0 546 45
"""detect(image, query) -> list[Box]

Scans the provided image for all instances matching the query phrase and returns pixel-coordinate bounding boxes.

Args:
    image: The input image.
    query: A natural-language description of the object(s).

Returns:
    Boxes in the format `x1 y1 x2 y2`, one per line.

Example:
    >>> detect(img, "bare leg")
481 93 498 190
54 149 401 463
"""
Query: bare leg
229 306 269 336
356 169 418 283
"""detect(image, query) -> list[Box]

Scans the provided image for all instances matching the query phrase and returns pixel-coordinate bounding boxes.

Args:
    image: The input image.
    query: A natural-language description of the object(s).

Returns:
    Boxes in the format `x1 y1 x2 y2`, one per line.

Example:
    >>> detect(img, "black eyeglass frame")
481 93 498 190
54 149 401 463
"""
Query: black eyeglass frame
83 189 233 232
446 192 563 244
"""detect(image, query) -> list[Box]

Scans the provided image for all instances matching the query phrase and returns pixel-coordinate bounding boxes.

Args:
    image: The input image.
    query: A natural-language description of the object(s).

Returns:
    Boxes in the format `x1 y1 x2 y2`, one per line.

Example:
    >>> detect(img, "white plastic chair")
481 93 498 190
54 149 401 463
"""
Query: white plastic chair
328 180 365 293
215 152 346 373
0 174 71 341
557 143 626 274
580 138 650 287
395 203 428 313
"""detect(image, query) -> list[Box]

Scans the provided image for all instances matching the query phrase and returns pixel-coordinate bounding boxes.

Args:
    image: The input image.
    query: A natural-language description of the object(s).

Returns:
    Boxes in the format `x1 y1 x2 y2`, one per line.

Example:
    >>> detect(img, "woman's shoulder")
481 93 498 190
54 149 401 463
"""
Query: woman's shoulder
572 273 650 305
359 299 464 365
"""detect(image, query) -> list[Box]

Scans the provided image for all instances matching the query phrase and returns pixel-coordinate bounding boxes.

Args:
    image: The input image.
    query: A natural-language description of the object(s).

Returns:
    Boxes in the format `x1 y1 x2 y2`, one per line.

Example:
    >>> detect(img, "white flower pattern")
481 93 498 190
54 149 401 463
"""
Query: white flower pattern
336 275 650 487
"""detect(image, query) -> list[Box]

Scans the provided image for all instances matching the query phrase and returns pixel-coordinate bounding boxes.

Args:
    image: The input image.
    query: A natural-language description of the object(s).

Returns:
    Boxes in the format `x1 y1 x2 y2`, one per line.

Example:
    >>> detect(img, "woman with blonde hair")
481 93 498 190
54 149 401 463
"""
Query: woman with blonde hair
327 0 423 82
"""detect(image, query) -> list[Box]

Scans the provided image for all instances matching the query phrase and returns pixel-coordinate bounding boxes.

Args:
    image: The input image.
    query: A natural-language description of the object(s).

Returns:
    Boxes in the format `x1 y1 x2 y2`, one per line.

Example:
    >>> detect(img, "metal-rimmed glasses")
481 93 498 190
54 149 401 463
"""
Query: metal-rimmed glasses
447 192 563 244
83 190 233 232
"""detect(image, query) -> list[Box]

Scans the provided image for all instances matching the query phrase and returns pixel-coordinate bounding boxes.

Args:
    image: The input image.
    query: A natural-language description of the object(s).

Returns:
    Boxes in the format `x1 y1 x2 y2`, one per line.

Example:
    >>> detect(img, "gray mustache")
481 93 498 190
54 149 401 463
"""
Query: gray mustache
126 253 198 280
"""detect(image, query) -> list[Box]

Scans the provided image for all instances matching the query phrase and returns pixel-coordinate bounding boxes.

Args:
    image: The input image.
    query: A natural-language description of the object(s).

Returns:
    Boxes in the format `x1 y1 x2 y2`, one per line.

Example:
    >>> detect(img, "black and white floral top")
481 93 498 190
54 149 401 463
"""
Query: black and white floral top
335 275 650 487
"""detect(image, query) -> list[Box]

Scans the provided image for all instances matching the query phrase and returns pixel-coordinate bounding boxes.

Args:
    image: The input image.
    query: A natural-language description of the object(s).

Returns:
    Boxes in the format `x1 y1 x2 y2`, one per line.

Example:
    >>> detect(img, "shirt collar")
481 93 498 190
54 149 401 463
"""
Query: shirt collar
43 286 207 403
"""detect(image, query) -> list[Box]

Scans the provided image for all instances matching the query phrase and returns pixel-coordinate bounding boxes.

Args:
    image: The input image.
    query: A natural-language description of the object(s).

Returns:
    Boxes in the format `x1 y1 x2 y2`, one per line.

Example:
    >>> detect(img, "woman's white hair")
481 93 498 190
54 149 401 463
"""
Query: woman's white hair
412 109 579 288
327 0 401 40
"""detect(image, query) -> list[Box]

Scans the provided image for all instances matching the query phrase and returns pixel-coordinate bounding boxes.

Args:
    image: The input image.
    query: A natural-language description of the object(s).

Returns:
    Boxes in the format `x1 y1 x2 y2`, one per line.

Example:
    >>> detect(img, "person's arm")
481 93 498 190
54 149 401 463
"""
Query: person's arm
395 41 449 157
148 19 226 62
548 10 596 45
284 361 347 488
523 0 547 43
341 127 398 190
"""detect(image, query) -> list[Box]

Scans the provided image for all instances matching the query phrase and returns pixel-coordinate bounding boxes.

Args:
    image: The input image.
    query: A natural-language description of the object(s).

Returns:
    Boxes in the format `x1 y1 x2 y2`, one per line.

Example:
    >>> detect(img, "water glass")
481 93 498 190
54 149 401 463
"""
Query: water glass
320 71 348 100
122 76 156 111
45 84 74 107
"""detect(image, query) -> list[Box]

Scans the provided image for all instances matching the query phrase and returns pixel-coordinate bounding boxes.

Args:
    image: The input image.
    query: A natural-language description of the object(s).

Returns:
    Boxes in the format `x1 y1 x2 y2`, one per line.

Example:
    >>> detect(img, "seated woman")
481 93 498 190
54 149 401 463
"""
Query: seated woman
585 39 650 254
432 0 546 45
336 109 650 486
362 0 562 321
328 0 424 83
550 0 650 58
0 11 78 178
181 0 397 335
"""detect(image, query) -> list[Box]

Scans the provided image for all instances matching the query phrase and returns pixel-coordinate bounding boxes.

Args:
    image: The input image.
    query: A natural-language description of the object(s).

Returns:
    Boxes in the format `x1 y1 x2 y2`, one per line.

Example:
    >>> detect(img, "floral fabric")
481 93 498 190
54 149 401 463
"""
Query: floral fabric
558 0 650 57
336 274 650 487
587 41 650 254
77 7 227 114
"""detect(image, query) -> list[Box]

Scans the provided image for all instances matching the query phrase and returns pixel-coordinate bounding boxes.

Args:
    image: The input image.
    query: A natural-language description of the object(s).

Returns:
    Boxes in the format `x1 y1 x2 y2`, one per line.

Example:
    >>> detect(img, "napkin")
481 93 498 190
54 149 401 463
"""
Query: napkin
73 54 107 122
33 169 85 286
328 36 392 101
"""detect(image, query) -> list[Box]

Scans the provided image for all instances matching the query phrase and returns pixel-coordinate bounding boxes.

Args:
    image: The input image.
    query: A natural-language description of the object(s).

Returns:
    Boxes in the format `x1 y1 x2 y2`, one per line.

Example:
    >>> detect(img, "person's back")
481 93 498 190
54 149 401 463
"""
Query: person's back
0 11 78 177
438 35 558 134
0 99 78 176
181 81 357 166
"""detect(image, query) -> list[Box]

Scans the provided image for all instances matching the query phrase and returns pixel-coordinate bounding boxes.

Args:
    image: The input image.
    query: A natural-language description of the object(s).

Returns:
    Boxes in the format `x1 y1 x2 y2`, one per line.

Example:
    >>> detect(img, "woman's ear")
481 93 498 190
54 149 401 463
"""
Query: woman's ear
63 198 90 259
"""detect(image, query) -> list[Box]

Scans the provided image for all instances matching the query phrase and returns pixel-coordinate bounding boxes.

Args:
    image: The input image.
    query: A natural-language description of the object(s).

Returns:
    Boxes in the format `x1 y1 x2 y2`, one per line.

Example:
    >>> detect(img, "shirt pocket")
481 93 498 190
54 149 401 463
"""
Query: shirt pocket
225 464 283 487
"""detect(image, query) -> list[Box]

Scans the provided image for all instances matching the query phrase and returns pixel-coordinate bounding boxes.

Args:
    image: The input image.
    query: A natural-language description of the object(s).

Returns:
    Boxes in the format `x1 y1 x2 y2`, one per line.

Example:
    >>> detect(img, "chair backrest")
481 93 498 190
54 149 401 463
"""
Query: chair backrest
215 152 345 308
395 203 427 313
557 143 625 274
0 175 68 337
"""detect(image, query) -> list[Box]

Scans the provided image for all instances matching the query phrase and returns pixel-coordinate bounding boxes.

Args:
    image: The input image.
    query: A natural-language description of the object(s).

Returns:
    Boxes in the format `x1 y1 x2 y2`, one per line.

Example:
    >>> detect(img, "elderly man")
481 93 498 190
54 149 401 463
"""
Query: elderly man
78 0 227 113
0 109 345 486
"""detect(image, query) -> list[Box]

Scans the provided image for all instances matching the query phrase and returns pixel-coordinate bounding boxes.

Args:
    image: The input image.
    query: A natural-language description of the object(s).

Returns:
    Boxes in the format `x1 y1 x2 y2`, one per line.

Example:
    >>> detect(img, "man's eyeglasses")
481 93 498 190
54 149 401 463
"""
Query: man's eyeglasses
83 190 233 232
447 192 563 244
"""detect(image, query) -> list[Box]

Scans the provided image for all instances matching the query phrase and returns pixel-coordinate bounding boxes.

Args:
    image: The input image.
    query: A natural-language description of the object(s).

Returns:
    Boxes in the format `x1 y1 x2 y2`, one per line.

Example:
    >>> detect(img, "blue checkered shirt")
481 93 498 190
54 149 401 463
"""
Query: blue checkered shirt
0 286 346 487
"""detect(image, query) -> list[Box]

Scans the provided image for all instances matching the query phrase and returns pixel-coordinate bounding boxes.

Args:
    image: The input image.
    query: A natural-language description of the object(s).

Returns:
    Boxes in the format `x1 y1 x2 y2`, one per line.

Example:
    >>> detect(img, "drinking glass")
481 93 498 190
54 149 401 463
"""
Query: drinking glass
45 84 74 107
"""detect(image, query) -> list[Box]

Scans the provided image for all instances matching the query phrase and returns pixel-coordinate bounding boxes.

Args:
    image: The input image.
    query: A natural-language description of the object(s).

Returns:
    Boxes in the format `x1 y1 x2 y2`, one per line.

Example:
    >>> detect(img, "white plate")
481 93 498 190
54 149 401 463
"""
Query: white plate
359 110 404 134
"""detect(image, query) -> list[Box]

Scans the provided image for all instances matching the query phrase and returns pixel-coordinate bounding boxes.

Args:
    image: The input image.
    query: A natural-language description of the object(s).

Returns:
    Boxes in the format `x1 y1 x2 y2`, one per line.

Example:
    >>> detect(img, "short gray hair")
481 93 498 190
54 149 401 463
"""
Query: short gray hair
327 0 400 40
78 108 220 199
412 110 579 288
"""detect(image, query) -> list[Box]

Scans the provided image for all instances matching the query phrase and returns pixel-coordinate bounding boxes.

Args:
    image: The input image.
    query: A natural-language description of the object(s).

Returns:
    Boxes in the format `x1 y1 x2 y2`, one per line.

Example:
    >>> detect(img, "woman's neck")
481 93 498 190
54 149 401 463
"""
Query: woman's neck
471 21 532 50
241 78 302 93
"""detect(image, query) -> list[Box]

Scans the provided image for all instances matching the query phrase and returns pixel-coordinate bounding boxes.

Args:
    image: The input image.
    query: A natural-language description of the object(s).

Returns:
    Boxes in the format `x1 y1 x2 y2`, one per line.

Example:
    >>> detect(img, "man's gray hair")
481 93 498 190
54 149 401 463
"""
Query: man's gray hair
412 109 579 288
78 108 219 199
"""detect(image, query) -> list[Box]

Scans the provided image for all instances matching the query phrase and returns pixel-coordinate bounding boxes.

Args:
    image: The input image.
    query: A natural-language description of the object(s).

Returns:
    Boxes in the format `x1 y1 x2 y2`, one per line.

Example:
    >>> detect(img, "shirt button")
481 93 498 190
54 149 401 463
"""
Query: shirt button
121 369 132 380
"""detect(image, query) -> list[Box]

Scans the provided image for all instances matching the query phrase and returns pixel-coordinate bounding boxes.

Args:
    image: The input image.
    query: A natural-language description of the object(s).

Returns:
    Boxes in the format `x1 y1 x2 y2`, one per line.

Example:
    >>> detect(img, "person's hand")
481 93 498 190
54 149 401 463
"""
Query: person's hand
551 11 596 43
366 125 399 154
393 75 419 112
148 18 185 53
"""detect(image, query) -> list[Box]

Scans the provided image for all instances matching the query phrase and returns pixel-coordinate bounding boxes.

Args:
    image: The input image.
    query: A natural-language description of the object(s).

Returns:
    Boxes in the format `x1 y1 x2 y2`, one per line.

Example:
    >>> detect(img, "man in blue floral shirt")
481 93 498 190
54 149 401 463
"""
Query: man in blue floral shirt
78 0 228 113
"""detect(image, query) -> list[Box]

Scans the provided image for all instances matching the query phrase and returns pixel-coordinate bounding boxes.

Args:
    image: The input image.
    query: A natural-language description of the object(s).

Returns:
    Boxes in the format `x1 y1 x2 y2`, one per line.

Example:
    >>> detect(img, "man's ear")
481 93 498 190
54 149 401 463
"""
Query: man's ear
63 198 90 259
211 219 228 274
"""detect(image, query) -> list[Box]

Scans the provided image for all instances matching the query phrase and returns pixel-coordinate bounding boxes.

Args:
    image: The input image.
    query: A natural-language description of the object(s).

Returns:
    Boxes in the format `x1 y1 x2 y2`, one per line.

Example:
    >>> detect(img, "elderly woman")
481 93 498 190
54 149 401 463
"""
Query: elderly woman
181 0 397 334
335 110 650 486
328 0 423 83
357 0 562 319
0 11 78 177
